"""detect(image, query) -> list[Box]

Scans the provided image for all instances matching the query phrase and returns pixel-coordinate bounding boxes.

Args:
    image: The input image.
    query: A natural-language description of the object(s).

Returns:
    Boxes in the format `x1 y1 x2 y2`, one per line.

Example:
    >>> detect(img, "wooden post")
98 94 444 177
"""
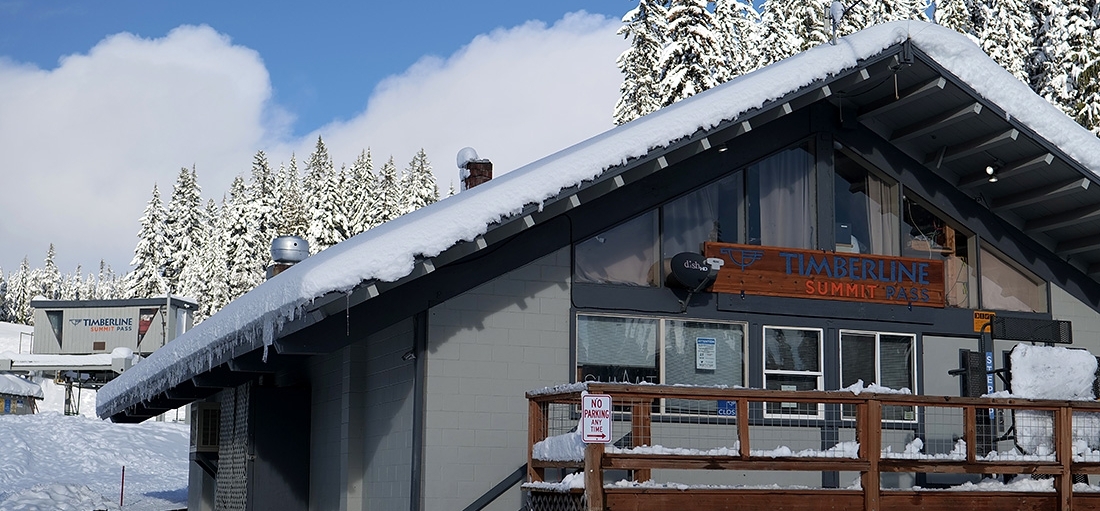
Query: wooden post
738 398 750 459
1055 406 1073 511
585 442 605 511
528 399 547 483
861 399 881 511
964 405 977 464
631 400 652 483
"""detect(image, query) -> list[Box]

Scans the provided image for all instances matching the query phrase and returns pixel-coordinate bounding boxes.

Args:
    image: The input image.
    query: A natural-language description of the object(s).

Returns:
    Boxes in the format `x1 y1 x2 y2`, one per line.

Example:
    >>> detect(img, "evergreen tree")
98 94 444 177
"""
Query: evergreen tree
714 0 763 77
371 156 402 226
38 244 61 300
127 185 169 298
164 166 204 294
223 176 265 301
1075 59 1100 134
303 136 345 252
249 150 280 254
196 198 230 321
978 0 1032 81
659 0 728 106
61 266 82 300
0 268 8 323
277 155 309 238
757 0 805 65
7 258 32 325
1033 0 1097 114
614 0 669 124
347 149 377 233
935 0 980 40
402 149 439 215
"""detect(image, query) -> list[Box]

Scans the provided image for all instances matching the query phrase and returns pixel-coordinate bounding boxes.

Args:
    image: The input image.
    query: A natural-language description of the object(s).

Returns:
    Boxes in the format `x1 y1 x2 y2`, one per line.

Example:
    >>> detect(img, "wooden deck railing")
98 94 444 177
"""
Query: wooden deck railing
526 383 1100 511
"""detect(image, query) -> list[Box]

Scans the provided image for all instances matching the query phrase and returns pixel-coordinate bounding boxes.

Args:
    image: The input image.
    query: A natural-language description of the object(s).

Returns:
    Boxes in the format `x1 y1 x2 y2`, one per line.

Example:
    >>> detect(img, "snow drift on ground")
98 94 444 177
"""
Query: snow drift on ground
0 412 189 511
99 20 1100 419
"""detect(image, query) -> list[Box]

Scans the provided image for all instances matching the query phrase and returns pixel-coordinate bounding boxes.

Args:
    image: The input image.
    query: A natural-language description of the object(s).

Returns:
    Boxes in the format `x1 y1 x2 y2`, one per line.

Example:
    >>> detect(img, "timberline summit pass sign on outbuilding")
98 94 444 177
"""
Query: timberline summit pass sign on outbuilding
704 242 946 307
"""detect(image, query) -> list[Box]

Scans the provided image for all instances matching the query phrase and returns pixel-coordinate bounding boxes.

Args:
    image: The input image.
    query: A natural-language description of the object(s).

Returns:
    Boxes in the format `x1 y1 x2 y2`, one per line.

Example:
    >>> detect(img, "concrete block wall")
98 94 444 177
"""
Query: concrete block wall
362 319 416 510
1051 284 1100 355
423 248 572 511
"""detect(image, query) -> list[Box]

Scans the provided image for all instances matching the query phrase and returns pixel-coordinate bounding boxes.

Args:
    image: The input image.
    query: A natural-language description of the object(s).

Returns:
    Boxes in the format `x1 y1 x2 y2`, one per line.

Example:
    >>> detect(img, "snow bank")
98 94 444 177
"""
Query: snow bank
533 429 586 462
842 379 912 395
0 412 188 511
98 21 1100 419
1010 345 1097 401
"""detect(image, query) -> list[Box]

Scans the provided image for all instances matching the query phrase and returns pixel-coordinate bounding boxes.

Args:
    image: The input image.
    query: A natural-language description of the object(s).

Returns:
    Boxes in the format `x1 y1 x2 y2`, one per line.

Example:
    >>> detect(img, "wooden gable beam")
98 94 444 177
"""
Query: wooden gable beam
925 128 1018 168
1057 233 1100 257
858 76 946 120
890 102 981 142
958 153 1054 190
1025 203 1100 233
992 177 1090 212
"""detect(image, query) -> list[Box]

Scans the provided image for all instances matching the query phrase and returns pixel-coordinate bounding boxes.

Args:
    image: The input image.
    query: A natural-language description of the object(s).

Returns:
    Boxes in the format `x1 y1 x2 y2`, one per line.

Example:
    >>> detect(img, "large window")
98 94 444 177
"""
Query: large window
980 245 1048 313
576 314 746 413
834 149 899 255
763 326 823 417
574 211 659 286
902 198 975 308
839 330 916 421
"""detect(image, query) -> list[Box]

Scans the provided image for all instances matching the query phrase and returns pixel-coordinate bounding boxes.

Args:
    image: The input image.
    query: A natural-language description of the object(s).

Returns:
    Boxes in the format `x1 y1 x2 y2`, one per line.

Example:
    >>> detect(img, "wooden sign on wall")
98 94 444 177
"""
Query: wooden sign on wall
703 242 946 308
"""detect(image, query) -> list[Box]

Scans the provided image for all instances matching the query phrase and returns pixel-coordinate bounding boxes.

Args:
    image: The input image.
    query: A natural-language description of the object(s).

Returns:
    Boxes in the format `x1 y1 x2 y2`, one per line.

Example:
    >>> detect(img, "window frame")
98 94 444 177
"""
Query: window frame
762 325 825 419
838 329 918 423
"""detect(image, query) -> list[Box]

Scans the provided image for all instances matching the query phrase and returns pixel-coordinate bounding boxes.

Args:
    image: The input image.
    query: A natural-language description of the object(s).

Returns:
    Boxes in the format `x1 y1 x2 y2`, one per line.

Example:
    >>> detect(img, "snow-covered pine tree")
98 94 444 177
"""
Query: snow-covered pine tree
195 198 230 321
127 185 169 299
935 0 980 40
615 0 668 124
334 163 356 240
714 0 763 78
371 156 402 226
757 0 806 65
0 268 8 323
61 265 82 300
1075 58 1100 134
223 176 266 302
164 166 204 295
447 182 456 197
346 149 377 234
303 136 344 253
978 0 1032 82
1034 0 1098 116
38 244 61 300
7 258 32 324
403 148 439 215
277 155 309 238
249 150 281 256
659 0 728 106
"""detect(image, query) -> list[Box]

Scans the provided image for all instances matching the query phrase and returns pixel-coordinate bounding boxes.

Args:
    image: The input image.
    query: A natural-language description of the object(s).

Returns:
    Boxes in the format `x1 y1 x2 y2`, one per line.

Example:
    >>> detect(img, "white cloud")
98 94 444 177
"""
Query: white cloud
274 11 625 200
0 12 625 275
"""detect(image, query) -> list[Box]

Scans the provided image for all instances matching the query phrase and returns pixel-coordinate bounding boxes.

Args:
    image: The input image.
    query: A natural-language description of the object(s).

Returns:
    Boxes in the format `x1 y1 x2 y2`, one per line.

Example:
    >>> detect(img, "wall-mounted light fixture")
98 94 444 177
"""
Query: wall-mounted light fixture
985 164 999 183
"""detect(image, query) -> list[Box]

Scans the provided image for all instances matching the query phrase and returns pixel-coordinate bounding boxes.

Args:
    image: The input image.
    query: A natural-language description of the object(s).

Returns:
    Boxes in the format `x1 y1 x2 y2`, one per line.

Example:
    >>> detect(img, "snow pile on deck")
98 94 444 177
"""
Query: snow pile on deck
0 374 43 399
533 429 586 462
98 21 1100 419
522 472 585 492
1002 345 1100 456
842 379 912 395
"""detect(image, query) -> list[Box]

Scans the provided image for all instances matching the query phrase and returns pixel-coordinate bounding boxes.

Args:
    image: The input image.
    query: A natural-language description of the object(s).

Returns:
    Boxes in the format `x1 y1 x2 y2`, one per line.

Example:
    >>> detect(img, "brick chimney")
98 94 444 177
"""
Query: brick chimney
457 147 492 190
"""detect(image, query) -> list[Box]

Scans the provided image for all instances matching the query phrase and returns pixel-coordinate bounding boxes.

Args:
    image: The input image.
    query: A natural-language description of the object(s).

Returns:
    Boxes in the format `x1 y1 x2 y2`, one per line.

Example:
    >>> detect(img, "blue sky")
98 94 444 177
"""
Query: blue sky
0 2 629 274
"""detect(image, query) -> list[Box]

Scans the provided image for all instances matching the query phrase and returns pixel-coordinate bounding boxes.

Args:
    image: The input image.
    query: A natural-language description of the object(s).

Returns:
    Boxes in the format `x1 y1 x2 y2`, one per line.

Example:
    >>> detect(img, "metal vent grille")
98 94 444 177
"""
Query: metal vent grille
527 490 586 511
961 350 987 398
991 317 1072 344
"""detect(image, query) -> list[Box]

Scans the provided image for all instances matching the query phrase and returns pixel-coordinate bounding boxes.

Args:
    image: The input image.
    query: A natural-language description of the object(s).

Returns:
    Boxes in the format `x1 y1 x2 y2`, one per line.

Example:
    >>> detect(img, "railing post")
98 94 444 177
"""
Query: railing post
1056 406 1073 511
528 399 547 483
631 400 652 483
964 405 977 464
584 442 605 511
860 398 881 511
737 398 750 459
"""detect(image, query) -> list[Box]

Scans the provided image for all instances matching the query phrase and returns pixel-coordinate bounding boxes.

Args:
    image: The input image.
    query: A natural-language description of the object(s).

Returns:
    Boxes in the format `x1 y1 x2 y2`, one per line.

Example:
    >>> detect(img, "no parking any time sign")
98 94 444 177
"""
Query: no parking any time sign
581 393 612 443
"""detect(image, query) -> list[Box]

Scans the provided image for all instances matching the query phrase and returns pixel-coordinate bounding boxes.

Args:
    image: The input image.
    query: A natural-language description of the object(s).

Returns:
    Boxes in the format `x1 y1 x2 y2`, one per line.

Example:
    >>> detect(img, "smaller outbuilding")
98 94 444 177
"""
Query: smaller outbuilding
0 373 43 415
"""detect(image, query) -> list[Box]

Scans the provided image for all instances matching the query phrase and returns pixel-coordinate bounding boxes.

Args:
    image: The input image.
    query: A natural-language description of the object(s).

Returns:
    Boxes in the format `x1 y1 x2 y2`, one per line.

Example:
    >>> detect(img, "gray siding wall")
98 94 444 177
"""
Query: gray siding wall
307 318 414 511
1051 283 1100 355
423 248 572 511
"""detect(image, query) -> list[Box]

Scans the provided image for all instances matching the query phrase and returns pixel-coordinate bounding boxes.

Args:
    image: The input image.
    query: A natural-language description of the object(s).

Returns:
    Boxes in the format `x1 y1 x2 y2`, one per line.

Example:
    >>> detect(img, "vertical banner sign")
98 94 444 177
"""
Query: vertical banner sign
582 394 612 444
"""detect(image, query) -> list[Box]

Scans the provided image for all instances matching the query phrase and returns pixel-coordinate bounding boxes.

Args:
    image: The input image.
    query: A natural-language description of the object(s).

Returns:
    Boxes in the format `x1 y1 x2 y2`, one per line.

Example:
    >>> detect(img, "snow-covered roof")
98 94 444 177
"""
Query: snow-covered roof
3 347 138 374
0 374 44 400
97 21 1100 420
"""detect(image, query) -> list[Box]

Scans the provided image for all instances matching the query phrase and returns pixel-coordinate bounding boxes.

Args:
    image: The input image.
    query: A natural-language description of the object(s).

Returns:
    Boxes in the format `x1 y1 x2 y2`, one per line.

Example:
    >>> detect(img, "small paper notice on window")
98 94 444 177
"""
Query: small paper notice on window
696 337 717 370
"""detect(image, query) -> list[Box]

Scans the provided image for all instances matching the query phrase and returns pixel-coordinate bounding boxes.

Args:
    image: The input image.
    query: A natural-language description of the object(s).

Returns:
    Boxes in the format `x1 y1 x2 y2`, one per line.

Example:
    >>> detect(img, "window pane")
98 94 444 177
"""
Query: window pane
662 173 742 258
574 211 659 286
840 332 876 388
902 198 974 308
748 144 814 248
664 320 744 387
879 334 914 391
764 374 820 415
764 327 820 371
576 315 659 383
834 151 899 255
980 247 1047 313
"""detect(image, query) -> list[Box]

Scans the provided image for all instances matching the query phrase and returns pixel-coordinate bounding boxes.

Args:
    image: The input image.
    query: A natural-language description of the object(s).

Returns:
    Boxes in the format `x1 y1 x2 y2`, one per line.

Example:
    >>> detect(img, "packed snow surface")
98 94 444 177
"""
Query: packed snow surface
98 21 1100 419
1009 344 1097 400
0 374 43 399
0 412 189 511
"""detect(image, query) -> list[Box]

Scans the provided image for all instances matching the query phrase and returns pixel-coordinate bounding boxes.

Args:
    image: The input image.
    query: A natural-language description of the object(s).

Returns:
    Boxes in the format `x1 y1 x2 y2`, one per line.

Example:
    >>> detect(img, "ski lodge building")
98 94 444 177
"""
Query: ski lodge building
99 21 1100 511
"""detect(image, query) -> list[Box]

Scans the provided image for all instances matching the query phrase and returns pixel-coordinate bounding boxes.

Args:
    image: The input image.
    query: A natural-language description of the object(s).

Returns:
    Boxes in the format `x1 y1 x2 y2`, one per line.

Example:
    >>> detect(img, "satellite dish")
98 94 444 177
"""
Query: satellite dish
667 252 714 290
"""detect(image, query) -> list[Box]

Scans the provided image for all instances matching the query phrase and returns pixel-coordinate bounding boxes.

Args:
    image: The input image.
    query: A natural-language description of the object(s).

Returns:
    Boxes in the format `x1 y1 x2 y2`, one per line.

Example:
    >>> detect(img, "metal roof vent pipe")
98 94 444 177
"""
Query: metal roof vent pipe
457 147 492 191
267 235 310 280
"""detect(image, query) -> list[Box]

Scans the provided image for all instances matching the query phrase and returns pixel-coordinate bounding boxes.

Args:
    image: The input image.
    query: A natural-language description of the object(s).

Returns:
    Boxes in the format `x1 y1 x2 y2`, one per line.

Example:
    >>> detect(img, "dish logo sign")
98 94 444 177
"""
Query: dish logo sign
582 394 612 443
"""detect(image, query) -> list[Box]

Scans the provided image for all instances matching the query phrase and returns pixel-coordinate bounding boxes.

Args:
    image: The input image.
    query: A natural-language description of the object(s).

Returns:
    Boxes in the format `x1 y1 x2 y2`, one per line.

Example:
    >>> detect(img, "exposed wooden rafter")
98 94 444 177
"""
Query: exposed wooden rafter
991 177 1089 211
889 102 981 142
958 153 1054 190
858 76 946 120
1056 233 1100 257
1025 203 1100 233
925 129 1018 168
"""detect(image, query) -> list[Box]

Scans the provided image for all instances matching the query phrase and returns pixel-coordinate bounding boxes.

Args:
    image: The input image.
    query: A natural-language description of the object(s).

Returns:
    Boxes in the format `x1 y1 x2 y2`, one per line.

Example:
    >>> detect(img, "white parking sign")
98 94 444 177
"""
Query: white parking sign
581 394 612 443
